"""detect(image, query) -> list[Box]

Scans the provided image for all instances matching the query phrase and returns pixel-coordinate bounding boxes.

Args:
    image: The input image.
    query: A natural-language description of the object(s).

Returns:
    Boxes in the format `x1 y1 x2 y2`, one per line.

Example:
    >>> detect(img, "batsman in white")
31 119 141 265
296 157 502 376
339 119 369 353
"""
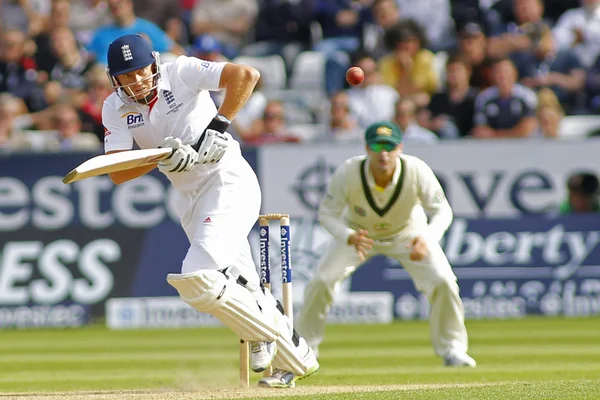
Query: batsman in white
295 121 476 367
102 34 318 388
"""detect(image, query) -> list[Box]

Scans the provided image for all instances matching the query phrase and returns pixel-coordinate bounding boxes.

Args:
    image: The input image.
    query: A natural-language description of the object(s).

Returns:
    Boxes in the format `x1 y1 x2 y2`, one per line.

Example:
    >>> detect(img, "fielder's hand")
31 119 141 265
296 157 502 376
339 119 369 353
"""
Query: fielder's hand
158 137 198 173
197 129 229 164
407 236 428 261
348 229 374 262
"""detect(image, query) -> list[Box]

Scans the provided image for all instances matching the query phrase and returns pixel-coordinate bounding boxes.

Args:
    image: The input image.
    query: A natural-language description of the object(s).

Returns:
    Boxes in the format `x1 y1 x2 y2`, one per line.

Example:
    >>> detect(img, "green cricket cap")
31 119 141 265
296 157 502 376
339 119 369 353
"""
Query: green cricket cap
365 121 403 145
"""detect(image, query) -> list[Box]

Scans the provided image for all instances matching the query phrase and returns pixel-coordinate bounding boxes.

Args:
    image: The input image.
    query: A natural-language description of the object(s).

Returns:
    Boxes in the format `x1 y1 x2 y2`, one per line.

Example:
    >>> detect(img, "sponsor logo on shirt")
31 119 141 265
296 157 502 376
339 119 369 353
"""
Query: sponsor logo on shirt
197 60 211 70
373 222 392 231
121 112 145 129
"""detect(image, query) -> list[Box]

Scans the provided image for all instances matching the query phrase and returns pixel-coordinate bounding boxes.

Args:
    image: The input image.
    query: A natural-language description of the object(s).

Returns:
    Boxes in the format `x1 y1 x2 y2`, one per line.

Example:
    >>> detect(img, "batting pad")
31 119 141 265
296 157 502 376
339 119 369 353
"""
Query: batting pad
258 288 318 376
167 270 279 342
272 317 319 376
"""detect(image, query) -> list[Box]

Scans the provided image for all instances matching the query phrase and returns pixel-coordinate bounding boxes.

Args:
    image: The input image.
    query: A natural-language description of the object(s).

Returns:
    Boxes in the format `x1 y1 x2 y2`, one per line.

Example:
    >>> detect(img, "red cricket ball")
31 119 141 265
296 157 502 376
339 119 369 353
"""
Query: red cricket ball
346 66 365 86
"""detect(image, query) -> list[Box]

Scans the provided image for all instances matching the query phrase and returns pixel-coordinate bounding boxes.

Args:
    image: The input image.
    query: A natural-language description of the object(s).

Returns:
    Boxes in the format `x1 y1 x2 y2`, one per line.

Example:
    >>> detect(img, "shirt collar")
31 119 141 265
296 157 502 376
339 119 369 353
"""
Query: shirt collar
365 156 401 190
108 90 128 110
157 74 171 92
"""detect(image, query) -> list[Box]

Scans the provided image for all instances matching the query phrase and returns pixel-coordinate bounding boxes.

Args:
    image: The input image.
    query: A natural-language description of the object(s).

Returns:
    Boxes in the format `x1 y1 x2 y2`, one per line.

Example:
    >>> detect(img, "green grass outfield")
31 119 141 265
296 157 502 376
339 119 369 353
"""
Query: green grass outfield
0 317 599 399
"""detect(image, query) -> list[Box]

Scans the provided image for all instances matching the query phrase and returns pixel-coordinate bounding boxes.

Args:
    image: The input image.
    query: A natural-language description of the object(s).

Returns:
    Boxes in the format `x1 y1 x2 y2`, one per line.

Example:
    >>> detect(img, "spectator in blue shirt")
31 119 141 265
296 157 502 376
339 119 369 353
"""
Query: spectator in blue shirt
472 57 538 138
512 30 585 110
314 0 372 55
87 0 182 64
487 0 549 59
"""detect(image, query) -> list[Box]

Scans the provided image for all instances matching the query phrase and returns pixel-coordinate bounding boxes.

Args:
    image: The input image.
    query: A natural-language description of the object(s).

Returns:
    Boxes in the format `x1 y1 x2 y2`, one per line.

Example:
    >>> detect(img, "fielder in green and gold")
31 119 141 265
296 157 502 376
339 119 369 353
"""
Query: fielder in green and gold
295 121 476 367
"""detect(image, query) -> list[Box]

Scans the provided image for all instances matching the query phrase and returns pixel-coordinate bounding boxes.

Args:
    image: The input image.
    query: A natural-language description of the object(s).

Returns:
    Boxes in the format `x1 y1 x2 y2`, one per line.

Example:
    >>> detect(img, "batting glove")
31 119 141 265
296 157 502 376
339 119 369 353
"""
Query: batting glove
197 130 229 164
158 137 199 173
194 115 231 164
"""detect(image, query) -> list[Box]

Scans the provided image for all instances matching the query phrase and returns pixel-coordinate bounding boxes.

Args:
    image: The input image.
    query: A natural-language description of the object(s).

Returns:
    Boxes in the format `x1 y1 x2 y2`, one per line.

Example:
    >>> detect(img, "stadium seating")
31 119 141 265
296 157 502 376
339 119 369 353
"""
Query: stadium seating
287 123 327 141
558 115 600 139
289 51 327 94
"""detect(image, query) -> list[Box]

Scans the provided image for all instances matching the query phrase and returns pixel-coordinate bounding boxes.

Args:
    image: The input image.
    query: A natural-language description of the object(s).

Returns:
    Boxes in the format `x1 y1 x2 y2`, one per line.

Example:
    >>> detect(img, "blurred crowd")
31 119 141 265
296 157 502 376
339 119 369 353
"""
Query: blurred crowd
0 0 599 151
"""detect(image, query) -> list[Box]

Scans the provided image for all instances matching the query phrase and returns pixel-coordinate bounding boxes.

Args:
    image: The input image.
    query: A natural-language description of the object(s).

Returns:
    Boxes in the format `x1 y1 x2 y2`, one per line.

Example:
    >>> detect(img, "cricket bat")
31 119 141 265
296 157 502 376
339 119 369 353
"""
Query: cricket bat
62 148 173 184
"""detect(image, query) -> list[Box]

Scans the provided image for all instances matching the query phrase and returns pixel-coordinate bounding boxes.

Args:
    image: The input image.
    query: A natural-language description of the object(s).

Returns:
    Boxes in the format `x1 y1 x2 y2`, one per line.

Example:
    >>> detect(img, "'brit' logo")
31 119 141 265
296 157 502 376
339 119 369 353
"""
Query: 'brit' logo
121 45 133 61
121 112 144 128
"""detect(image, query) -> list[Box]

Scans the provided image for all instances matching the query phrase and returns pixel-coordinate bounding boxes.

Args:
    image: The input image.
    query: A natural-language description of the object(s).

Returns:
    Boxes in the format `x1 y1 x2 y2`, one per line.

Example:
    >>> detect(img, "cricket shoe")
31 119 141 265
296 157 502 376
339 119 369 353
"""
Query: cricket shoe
258 347 320 388
258 369 296 388
443 349 477 367
250 341 277 372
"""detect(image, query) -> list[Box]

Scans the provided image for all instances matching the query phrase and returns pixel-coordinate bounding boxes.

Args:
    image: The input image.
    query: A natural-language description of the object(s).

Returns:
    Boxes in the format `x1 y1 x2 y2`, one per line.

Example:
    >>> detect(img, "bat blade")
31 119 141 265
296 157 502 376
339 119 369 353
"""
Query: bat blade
62 148 172 184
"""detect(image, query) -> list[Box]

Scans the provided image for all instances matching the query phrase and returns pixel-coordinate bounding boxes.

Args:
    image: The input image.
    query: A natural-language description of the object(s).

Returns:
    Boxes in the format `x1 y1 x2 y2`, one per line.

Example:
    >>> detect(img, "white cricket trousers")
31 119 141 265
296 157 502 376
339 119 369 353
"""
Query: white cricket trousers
295 230 469 357
172 156 318 374
177 157 261 288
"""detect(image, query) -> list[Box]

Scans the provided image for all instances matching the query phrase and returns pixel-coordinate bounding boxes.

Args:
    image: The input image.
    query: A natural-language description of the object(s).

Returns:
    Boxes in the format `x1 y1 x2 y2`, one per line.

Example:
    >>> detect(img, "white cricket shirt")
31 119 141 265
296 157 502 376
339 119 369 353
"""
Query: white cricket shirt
319 153 453 242
102 55 242 193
